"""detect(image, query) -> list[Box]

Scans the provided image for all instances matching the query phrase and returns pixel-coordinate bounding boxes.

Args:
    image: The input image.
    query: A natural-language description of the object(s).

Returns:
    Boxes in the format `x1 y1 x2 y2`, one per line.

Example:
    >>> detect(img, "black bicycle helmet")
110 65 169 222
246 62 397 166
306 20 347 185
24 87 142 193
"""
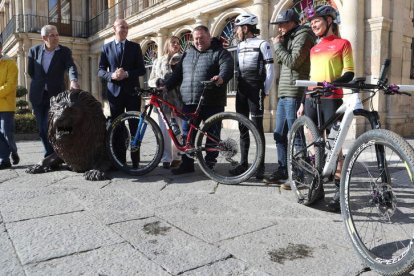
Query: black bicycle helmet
306 5 337 21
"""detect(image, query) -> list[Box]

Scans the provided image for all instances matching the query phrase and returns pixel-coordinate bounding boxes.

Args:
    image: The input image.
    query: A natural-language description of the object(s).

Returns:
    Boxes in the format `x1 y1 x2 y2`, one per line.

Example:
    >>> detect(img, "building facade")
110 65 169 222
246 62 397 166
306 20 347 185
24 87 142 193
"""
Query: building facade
1 0 414 136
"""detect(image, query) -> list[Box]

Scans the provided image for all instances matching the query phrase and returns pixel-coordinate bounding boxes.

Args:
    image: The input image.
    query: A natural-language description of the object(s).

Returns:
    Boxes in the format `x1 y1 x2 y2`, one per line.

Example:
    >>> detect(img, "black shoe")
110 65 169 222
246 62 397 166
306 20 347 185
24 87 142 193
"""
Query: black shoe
255 166 265 180
205 161 215 170
327 181 340 212
229 164 248 176
0 161 12 170
11 152 20 165
171 162 195 175
263 169 288 184
162 162 170 169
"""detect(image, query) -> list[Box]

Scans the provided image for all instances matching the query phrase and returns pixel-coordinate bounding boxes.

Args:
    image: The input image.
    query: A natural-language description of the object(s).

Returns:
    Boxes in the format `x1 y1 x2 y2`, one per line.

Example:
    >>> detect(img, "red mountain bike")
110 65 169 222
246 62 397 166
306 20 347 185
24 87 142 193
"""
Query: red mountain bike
106 81 264 184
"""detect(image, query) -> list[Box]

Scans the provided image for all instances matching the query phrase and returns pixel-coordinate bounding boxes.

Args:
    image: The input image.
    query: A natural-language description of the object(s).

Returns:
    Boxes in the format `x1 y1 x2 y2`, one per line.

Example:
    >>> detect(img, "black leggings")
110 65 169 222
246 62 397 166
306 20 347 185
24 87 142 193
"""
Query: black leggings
304 98 343 129
236 80 265 167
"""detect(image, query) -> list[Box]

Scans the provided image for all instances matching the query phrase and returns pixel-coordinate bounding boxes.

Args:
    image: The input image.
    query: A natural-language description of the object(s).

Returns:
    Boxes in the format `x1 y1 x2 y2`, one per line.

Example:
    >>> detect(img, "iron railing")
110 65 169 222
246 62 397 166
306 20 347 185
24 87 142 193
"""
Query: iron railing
89 0 165 36
0 0 166 44
0 14 88 44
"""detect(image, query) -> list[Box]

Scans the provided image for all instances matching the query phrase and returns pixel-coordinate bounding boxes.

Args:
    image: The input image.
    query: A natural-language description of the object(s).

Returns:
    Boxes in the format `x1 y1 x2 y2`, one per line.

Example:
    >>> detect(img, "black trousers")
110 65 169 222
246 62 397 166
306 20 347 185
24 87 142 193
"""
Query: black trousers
236 79 265 168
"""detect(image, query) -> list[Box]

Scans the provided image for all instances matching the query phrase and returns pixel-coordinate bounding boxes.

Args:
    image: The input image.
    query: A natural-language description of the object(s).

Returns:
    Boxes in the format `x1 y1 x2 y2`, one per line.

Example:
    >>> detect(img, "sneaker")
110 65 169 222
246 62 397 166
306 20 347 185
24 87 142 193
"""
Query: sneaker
327 180 340 212
11 152 20 165
170 160 181 169
281 183 291 190
263 169 288 184
162 162 170 169
229 164 248 176
0 161 12 170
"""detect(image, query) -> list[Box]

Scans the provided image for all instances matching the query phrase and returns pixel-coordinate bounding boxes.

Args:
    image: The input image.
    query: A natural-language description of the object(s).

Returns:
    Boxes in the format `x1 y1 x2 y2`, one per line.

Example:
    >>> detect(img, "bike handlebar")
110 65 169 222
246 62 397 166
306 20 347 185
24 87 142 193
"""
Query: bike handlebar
295 80 414 96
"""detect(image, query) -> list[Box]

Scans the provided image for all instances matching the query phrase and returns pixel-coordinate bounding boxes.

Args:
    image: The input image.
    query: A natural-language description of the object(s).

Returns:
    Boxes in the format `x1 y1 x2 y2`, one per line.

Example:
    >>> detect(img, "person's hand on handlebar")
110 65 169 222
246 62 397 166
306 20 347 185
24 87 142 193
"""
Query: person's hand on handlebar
297 103 304 117
210 75 224 86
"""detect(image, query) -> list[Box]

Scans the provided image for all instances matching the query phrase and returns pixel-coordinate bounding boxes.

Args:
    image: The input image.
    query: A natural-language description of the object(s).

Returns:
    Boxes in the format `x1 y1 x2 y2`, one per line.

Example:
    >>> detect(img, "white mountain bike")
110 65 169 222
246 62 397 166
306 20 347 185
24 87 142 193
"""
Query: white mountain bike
289 59 414 275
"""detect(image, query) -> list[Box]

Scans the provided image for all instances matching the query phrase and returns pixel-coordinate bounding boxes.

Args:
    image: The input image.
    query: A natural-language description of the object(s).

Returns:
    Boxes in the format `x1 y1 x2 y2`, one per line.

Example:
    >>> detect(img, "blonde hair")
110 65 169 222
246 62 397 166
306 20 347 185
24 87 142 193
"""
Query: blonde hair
163 36 180 58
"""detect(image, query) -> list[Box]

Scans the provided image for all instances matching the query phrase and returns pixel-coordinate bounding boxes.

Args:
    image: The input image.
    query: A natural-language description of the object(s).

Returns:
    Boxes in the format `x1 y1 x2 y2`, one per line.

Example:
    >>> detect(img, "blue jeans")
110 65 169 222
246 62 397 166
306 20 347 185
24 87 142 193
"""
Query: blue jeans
33 102 54 157
0 112 17 163
181 104 224 163
274 97 301 170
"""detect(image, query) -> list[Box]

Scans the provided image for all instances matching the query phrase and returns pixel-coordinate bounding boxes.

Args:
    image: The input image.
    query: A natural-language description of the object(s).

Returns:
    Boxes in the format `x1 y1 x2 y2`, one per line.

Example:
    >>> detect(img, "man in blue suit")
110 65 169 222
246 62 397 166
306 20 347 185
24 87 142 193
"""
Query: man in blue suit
28 25 79 157
98 18 146 166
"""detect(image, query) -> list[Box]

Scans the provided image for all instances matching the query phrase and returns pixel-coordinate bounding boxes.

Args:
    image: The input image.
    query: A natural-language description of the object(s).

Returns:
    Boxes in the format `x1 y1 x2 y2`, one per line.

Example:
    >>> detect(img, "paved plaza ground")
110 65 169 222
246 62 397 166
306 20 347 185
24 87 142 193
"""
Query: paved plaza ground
1 133 413 275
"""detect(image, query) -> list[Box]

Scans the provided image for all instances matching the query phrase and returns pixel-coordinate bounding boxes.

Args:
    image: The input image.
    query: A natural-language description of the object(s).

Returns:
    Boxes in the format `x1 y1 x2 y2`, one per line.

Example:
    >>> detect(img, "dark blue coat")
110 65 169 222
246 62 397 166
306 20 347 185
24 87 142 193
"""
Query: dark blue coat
98 40 146 97
28 44 78 106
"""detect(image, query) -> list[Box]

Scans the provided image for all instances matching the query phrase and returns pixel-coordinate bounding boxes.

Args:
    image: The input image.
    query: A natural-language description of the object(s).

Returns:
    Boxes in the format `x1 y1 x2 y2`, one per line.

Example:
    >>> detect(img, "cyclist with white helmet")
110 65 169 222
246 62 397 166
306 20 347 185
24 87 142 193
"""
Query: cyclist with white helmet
297 5 355 211
229 12 274 179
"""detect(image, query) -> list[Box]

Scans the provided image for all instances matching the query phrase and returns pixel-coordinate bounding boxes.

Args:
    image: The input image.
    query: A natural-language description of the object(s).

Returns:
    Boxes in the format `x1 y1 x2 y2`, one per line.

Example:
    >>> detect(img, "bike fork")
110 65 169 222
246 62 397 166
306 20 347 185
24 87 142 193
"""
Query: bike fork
131 106 152 148
354 109 390 184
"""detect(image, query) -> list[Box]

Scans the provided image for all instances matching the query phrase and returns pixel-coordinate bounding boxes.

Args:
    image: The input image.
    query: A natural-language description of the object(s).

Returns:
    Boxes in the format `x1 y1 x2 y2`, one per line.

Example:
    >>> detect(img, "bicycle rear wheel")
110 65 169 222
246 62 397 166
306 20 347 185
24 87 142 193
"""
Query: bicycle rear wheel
106 112 163 176
341 129 414 275
195 112 263 184
287 116 324 205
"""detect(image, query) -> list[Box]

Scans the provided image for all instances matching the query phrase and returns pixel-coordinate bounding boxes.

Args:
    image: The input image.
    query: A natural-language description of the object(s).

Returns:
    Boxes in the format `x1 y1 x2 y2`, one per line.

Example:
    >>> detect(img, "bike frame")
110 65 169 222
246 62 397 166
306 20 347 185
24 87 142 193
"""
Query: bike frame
313 92 383 182
131 89 220 155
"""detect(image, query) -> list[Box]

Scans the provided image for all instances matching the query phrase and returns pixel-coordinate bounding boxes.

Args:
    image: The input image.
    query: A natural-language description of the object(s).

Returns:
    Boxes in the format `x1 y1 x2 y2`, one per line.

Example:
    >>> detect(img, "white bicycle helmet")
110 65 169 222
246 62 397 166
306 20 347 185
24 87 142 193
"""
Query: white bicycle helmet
234 13 258 26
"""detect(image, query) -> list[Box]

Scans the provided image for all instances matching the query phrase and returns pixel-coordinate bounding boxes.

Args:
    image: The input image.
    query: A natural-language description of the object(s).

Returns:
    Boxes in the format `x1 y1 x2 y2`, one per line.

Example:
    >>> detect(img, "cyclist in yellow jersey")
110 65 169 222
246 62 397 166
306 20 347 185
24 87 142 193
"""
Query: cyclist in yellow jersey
295 5 355 212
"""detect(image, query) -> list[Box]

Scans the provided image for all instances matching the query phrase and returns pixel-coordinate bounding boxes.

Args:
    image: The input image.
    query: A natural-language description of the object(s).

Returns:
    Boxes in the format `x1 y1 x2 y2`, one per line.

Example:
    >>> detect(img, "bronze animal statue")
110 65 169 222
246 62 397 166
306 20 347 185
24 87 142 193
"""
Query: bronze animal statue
26 89 110 180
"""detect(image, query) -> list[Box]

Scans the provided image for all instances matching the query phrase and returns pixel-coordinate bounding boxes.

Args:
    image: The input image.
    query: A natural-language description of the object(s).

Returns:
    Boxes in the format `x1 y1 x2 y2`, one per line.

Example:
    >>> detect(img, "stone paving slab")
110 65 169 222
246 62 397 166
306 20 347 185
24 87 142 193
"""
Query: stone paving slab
24 243 169 276
71 188 154 225
0 223 25 276
1 189 84 223
110 217 230 275
219 218 363 276
6 212 124 265
181 257 272 275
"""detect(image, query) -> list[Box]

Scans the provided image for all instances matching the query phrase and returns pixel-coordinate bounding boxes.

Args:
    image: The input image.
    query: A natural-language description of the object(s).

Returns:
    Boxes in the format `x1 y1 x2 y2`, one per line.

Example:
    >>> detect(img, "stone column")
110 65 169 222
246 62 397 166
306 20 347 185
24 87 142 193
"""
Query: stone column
0 12 4 31
17 45 25 86
252 0 269 40
22 37 32 92
341 0 365 137
90 54 100 102
22 0 32 32
253 0 272 132
15 0 23 32
366 17 392 128
155 30 167 59
82 53 90 93
4 3 9 23
108 0 116 26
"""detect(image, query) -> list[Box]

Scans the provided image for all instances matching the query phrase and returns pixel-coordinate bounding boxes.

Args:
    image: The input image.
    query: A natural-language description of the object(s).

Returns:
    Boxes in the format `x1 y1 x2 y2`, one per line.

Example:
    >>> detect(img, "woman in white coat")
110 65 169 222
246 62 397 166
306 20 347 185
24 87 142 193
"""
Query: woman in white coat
148 36 182 169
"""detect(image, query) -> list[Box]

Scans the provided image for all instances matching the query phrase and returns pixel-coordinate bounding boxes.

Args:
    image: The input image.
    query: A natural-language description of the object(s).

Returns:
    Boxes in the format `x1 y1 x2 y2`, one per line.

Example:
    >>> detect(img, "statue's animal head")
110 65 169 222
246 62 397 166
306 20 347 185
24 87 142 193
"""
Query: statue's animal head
48 89 107 172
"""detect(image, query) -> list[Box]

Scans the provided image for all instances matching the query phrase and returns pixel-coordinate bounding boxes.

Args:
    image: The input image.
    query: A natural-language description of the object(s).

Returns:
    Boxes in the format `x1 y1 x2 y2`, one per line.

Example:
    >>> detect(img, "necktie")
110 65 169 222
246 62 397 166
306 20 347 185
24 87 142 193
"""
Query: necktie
117 43 124 65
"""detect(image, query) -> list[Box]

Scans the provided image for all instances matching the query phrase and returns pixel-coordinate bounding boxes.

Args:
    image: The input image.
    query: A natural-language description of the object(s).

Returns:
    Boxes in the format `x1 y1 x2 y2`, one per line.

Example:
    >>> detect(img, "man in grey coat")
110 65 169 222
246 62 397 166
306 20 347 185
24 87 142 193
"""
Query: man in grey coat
264 9 315 185
164 25 234 175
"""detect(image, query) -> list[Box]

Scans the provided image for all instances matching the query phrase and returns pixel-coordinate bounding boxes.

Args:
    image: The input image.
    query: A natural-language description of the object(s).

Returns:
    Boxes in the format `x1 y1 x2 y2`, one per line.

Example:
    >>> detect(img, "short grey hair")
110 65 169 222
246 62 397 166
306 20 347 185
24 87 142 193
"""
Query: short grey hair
41 25 58 36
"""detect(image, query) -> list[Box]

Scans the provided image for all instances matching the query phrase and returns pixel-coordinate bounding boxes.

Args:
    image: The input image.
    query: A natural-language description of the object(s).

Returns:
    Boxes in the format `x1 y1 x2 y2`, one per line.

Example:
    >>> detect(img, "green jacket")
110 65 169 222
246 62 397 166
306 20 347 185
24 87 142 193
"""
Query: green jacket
274 25 315 98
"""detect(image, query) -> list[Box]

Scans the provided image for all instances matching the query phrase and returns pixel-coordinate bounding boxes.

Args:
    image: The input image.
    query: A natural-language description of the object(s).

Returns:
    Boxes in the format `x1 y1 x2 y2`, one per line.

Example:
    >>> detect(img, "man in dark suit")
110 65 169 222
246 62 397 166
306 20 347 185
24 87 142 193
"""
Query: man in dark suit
28 25 79 158
98 18 146 166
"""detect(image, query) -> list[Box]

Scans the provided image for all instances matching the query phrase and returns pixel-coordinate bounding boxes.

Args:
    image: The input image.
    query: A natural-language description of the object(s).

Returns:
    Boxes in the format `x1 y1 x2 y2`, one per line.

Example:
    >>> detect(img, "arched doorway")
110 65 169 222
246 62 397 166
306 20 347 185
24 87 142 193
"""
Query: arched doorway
219 16 238 95
143 41 158 88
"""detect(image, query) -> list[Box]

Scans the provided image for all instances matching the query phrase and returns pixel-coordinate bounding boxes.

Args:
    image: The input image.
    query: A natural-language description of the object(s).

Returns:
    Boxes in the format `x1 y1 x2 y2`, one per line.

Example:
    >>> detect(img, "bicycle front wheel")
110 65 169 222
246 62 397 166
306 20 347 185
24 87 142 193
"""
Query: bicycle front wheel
195 112 264 184
106 112 163 176
341 129 414 275
287 116 324 205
